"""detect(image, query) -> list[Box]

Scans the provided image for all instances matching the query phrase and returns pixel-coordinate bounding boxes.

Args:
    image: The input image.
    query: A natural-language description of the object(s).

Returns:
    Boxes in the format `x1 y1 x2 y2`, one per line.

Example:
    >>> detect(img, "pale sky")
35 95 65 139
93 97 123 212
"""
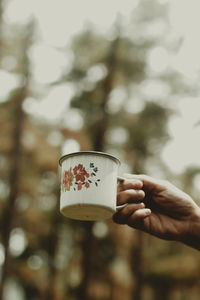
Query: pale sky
1 0 200 174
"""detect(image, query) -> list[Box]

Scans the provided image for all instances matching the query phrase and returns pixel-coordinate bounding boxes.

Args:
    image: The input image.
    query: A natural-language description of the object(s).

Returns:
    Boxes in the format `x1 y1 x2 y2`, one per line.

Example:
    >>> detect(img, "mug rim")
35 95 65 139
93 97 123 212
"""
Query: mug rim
59 151 121 166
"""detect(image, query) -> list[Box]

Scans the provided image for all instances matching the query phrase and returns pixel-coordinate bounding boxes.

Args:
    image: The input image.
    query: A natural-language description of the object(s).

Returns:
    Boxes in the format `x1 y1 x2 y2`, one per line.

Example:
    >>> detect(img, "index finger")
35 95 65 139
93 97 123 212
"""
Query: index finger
117 177 143 192
122 174 166 192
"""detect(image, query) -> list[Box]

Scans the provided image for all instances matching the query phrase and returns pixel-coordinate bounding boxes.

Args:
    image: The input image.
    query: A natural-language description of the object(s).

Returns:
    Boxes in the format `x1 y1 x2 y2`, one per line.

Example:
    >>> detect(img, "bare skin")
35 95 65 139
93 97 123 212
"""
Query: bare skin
113 174 200 250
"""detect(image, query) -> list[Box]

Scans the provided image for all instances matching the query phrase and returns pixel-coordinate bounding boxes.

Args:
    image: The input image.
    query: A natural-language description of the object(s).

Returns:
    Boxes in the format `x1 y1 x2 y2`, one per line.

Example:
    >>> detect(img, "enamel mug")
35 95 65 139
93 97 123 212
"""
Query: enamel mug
59 151 122 221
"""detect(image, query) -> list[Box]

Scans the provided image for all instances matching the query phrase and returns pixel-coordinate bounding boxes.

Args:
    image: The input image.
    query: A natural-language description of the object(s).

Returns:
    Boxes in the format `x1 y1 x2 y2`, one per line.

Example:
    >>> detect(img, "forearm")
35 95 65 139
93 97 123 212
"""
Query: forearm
182 207 200 251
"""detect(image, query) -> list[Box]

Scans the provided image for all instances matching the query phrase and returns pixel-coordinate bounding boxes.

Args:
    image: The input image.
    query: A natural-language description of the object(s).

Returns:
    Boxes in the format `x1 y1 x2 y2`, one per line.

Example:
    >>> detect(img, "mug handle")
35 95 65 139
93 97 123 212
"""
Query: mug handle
116 176 127 211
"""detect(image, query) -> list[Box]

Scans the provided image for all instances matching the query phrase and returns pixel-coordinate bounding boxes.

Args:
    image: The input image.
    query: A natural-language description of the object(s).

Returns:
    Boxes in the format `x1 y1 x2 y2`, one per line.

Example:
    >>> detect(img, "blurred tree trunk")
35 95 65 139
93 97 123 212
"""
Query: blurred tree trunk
44 187 61 300
92 37 119 151
154 287 171 300
77 38 119 300
0 88 26 299
77 221 94 300
0 23 33 299
131 231 144 300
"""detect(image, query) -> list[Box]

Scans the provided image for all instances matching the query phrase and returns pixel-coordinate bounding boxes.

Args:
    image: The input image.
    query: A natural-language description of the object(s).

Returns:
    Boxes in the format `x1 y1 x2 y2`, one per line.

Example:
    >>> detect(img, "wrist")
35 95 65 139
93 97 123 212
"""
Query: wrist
182 206 200 250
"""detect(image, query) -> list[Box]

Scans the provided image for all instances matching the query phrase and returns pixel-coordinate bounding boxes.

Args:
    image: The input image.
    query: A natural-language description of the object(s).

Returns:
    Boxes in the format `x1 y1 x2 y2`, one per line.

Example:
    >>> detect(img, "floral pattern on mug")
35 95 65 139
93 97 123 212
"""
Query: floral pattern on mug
61 163 100 191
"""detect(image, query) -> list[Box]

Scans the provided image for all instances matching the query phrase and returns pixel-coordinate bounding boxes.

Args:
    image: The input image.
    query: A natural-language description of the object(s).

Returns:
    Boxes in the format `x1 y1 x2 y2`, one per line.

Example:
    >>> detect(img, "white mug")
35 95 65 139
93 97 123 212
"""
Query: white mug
59 151 124 221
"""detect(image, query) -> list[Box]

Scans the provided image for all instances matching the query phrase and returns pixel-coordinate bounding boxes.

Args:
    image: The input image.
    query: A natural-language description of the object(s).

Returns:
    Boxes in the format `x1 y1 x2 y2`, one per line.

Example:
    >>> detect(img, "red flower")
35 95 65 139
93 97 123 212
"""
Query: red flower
78 182 82 190
85 182 90 189
73 164 89 182
63 170 73 188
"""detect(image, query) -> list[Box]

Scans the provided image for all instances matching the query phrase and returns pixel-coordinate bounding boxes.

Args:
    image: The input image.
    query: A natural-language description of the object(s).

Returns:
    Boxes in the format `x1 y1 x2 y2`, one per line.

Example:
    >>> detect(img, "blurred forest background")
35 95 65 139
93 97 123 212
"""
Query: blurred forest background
0 0 200 299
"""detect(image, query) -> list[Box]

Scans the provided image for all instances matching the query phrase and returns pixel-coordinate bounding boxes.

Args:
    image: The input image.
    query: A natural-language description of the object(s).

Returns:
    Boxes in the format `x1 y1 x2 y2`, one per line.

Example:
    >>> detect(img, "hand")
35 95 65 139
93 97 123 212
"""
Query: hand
113 174 200 250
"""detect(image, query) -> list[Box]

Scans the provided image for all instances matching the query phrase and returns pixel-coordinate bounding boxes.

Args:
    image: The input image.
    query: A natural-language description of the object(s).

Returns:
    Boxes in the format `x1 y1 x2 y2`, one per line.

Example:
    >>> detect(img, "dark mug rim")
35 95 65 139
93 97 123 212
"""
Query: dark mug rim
59 151 121 166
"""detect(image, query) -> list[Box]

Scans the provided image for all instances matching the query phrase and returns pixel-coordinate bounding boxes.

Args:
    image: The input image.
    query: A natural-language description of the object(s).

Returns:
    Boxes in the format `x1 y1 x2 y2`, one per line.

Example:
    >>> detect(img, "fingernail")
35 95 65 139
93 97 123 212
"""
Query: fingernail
138 190 145 197
117 176 126 182
144 209 151 215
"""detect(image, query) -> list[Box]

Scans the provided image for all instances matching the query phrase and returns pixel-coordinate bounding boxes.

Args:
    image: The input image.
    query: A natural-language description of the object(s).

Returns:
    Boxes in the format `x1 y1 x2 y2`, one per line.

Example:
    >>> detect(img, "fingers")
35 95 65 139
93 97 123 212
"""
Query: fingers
117 177 145 206
127 208 151 227
113 203 151 225
115 177 150 227
122 174 166 193
117 178 143 193
117 189 145 206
